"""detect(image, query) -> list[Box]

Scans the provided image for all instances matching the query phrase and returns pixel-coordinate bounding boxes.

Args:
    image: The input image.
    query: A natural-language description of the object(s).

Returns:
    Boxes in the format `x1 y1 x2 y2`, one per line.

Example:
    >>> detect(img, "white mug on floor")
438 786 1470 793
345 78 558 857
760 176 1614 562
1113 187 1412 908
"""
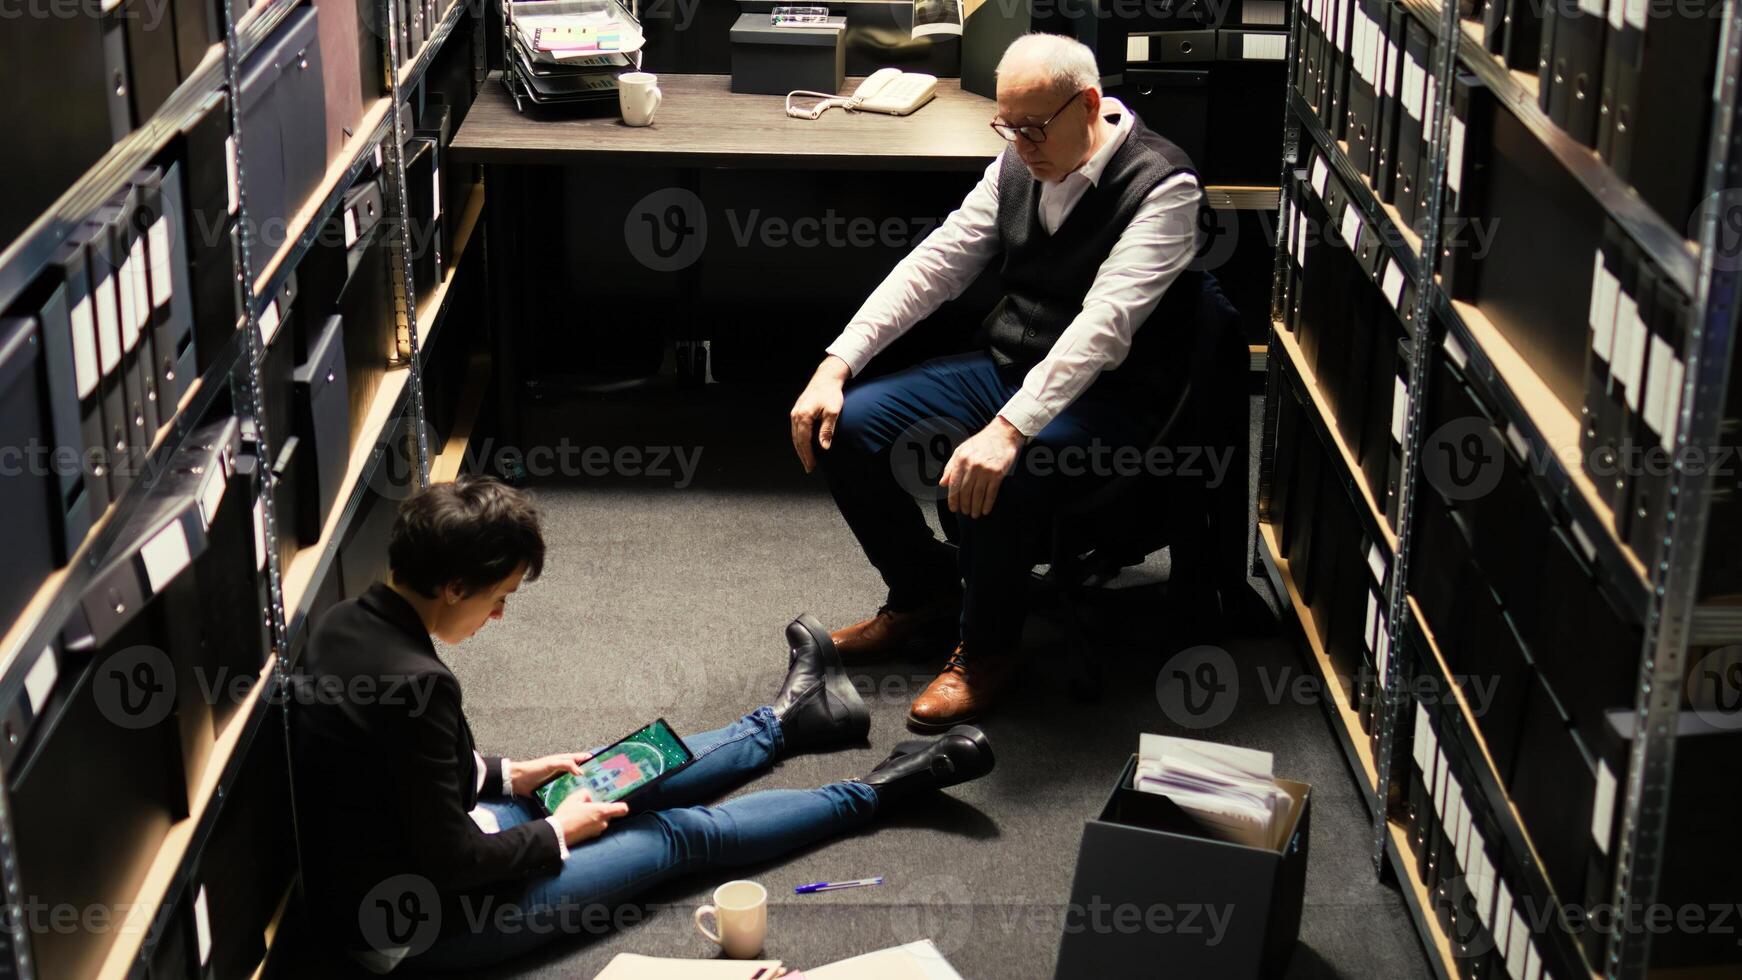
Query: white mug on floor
619 72 662 126
694 880 768 959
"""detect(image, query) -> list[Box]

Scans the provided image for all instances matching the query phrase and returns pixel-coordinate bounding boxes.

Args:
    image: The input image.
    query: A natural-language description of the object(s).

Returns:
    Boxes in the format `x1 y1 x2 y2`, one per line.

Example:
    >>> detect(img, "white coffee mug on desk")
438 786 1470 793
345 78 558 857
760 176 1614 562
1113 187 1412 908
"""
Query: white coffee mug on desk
619 71 662 127
694 880 767 959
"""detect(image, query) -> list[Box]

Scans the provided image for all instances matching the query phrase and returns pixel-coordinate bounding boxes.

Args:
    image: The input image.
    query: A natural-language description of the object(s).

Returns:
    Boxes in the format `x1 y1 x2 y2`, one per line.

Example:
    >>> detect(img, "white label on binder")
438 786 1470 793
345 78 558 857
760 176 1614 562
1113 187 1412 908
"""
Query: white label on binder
1354 13 1370 79
1368 543 1386 584
1625 0 1647 27
198 464 225 530
1444 329 1468 369
1391 377 1408 444
1622 303 1648 408
1570 519 1597 562
1506 908 1528 978
1609 290 1637 386
149 216 172 307
118 252 139 350
1592 761 1618 855
1469 825 1493 917
1375 618 1391 685
71 296 98 398
433 166 443 219
1412 701 1430 771
1579 0 1601 16
1644 333 1673 437
141 519 192 594
130 242 149 345
1127 35 1150 61
1338 0 1350 50
1243 32 1286 59
1588 250 1611 360
1365 590 1380 651
1341 205 1363 251
1447 116 1466 197
344 207 360 248
1384 41 1400 97
1424 74 1438 126
195 885 213 966
226 136 240 216
253 496 268 571
259 299 282 346
24 648 57 718
1608 0 1625 29
1524 941 1542 980
1293 208 1309 267
1456 794 1473 863
1311 155 1329 198
1505 422 1529 461
373 145 384 171
1493 882 1515 955
1445 779 1464 854
95 277 121 373
1384 260 1405 308
1405 60 1424 119
1663 355 1686 449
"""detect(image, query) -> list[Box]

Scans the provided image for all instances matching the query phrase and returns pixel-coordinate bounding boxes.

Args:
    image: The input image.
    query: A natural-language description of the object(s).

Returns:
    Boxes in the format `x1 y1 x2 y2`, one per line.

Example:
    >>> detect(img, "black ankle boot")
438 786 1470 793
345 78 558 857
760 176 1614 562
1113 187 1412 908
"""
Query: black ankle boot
858 725 994 806
773 613 870 752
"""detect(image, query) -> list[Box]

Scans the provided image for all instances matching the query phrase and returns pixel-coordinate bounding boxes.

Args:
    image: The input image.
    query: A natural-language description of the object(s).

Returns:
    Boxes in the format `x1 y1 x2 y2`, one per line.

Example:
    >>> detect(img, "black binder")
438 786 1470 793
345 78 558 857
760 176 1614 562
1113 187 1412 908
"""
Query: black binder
1547 0 1606 146
110 188 163 446
1606 257 1657 530
1625 283 1689 567
1609 0 1722 230
1372 1 1405 200
1322 0 1352 136
0 316 64 627
1343 0 1381 175
1594 0 1639 163
83 215 133 501
172 0 221 78
136 164 199 413
1501 0 1545 72
1394 19 1429 227
125 0 181 124
294 314 352 548
47 233 113 527
404 135 443 297
1580 221 1628 494
1440 70 1493 303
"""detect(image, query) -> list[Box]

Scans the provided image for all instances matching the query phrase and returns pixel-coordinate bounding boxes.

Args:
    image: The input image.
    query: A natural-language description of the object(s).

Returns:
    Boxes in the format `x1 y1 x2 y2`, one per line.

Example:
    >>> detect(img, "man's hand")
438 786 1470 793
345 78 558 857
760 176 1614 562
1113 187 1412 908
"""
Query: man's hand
940 417 1026 519
508 752 593 798
553 794 629 845
790 356 853 473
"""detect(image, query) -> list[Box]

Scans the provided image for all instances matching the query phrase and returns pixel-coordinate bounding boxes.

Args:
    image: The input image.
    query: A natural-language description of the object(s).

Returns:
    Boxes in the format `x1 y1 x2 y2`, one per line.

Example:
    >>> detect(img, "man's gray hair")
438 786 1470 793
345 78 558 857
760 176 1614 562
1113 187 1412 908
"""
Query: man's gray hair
996 33 1101 96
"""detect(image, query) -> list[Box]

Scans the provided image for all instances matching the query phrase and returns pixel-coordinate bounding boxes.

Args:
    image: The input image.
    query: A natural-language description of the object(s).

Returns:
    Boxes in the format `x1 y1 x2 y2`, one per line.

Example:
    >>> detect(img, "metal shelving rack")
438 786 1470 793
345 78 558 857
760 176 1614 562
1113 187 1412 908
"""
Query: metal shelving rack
0 0 486 973
1261 0 1742 976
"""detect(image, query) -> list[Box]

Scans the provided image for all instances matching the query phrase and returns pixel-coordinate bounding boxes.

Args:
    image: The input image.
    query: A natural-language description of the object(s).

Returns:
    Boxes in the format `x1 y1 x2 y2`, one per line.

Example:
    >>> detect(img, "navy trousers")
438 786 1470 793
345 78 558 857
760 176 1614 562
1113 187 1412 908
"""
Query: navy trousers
821 351 1162 657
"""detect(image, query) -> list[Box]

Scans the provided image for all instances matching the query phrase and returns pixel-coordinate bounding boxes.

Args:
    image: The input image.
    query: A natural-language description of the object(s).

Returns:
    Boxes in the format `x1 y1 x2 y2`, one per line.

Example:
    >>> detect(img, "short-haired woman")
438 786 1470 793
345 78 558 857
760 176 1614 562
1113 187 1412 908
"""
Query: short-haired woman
291 476 993 972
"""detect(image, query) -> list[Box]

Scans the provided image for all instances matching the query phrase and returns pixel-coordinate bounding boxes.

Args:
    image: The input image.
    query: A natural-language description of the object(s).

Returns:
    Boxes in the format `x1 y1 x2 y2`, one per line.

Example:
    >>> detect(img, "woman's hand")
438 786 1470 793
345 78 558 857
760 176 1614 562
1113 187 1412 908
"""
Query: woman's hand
553 795 630 845
791 356 852 473
508 752 593 797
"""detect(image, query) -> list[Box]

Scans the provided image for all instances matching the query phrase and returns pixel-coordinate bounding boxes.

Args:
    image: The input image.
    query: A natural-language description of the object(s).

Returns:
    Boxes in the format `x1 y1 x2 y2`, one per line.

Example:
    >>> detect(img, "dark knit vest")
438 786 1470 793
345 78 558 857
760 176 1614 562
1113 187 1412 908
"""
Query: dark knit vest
985 110 1206 409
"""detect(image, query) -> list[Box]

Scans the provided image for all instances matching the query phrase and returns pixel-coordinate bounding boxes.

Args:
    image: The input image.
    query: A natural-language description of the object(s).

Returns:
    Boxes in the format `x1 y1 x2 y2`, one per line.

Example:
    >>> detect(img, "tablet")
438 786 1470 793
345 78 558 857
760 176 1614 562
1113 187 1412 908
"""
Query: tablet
535 717 695 810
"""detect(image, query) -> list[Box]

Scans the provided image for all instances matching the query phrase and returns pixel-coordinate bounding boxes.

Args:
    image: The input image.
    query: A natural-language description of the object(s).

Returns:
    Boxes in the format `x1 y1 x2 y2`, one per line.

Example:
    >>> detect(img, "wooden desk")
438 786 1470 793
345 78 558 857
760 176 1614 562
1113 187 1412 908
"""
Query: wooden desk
450 73 1006 171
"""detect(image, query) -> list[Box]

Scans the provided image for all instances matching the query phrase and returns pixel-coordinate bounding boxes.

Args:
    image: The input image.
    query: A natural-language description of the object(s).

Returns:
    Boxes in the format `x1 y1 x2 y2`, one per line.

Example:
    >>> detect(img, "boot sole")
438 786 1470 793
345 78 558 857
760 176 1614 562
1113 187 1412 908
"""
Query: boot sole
904 710 979 734
794 613 871 741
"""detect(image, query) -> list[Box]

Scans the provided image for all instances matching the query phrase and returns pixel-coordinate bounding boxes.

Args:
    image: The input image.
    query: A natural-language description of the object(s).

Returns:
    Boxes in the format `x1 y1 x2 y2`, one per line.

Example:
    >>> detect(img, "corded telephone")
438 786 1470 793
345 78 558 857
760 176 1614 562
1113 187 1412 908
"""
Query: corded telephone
785 68 939 119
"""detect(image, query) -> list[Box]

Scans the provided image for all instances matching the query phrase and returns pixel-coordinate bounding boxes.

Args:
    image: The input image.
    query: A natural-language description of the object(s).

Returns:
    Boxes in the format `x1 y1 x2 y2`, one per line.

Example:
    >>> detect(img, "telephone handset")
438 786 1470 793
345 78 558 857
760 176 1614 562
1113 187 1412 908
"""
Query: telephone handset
785 68 939 119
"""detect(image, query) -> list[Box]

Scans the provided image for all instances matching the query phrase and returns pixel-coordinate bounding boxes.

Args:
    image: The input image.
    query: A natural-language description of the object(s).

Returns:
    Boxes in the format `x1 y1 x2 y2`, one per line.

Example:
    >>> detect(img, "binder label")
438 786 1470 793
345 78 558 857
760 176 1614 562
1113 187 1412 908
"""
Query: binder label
1365 589 1380 651
1126 35 1148 62
1506 907 1528 977
141 518 193 594
149 216 173 306
1375 616 1390 685
1524 941 1542 980
1391 376 1407 444
1384 42 1400 97
23 648 57 718
1505 422 1528 460
1242 33 1286 59
1445 778 1464 858
1589 249 1615 362
1340 204 1362 251
1412 699 1431 773
433 166 443 219
1384 260 1405 308
1644 333 1673 438
226 136 240 216
195 884 213 966
1447 116 1466 197
1592 761 1617 854
1493 881 1515 955
198 464 226 531
345 207 360 249
71 296 99 398
1469 825 1493 920
259 299 282 347
1621 301 1648 408
253 496 268 571
1624 0 1646 28
1578 0 1602 16
95 276 121 373
1367 542 1386 583
1310 155 1329 198
124 243 146 350
1663 355 1685 449
1434 748 1449 815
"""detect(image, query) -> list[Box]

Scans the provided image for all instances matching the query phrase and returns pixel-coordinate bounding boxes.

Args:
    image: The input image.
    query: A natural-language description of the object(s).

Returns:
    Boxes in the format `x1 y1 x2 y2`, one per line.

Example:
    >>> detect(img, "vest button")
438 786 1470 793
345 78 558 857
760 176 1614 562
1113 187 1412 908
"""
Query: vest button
1024 328 1036 338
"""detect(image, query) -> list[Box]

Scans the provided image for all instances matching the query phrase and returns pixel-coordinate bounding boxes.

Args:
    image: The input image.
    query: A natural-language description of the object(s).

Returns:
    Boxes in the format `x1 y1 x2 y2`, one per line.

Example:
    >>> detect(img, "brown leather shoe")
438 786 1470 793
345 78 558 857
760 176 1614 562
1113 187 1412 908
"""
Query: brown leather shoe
906 647 1017 733
830 595 959 662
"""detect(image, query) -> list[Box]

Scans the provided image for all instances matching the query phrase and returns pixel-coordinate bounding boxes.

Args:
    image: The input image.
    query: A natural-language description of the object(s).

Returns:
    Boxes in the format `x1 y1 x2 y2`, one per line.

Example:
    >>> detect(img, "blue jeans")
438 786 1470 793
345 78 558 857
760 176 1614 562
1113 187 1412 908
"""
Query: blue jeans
406 708 878 972
822 351 1161 655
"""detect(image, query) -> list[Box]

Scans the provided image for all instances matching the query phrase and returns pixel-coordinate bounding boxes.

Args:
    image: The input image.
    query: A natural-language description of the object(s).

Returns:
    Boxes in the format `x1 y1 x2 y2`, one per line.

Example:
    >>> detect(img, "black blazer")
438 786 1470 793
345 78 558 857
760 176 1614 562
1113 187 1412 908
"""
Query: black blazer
292 583 561 946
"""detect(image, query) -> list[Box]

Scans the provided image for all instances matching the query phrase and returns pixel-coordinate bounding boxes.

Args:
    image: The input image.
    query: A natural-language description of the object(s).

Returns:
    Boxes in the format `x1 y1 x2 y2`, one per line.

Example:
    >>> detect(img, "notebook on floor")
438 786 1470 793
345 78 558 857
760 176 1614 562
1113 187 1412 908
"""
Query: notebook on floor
806 940 964 979
590 954 784 979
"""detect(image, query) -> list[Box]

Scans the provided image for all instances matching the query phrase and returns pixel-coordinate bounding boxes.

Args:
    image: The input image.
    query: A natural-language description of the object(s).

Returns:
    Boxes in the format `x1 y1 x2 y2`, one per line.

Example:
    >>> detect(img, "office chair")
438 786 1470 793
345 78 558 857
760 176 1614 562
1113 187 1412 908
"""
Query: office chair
938 272 1253 699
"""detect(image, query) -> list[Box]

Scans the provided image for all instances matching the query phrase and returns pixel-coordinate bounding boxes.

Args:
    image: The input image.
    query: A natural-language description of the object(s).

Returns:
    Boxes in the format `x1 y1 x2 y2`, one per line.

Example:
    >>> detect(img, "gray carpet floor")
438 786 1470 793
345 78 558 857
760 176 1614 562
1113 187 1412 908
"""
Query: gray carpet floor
369 384 1430 978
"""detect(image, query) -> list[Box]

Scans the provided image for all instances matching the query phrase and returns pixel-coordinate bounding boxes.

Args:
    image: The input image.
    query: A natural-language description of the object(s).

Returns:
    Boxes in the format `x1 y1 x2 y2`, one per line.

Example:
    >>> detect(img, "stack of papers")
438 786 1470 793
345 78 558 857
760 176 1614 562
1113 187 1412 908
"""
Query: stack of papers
590 941 961 979
1135 734 1293 849
502 0 644 108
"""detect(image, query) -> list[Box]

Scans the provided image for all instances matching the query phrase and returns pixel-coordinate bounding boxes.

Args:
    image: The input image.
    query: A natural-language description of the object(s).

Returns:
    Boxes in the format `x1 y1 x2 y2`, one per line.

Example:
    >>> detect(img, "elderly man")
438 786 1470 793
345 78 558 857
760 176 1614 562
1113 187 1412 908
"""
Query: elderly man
789 33 1208 732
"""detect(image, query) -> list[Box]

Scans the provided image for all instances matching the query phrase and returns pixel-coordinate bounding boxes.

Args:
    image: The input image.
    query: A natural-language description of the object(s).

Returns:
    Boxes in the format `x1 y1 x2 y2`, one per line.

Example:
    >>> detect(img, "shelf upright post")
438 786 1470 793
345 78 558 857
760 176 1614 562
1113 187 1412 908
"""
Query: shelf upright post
384 0 433 487
1369 0 1461 875
1606 3 1742 975
1260 1 1307 527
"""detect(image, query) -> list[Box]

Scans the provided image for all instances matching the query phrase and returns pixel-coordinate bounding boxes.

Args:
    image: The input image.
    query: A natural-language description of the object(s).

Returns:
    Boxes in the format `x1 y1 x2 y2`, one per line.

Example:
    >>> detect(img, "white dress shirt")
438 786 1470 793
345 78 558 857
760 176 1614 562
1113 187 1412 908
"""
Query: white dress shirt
467 752 571 858
824 97 1203 437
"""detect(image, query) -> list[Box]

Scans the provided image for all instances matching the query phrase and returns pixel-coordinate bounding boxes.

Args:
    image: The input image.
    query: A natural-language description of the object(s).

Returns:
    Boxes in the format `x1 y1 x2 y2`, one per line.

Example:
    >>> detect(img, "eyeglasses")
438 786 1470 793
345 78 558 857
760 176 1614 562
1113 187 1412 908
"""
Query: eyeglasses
989 90 1084 144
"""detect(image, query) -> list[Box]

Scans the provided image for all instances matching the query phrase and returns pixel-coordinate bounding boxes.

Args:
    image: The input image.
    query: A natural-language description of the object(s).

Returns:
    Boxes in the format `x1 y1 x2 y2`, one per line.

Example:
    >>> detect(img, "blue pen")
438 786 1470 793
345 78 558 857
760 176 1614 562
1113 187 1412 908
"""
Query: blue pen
794 876 885 894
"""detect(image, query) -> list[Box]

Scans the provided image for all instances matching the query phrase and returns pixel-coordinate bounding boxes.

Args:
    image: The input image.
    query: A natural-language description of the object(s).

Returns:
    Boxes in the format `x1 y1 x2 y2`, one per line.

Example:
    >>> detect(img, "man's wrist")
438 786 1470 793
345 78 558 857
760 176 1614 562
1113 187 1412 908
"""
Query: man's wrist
993 415 1030 445
818 355 853 383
